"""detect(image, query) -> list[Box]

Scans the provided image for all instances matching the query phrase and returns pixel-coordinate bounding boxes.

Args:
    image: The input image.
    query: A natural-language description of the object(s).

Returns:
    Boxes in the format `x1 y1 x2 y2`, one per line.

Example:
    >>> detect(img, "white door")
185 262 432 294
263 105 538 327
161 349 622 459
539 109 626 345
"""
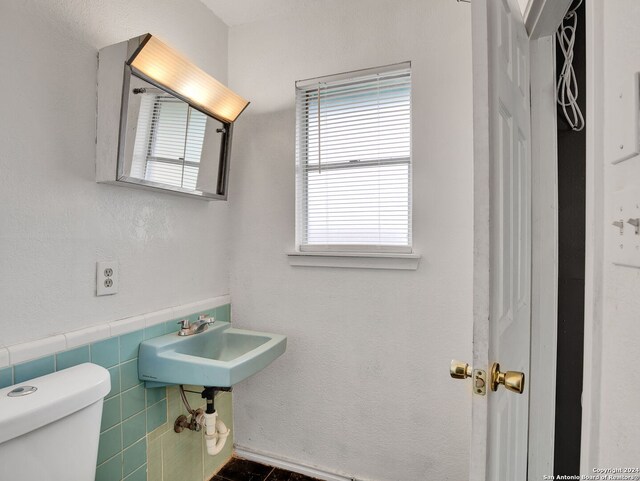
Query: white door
470 0 531 480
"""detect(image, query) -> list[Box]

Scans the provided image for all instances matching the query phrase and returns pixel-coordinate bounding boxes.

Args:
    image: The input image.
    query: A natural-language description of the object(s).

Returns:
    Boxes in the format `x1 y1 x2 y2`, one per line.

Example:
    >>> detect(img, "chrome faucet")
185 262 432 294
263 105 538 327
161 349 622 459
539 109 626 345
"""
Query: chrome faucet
177 315 216 336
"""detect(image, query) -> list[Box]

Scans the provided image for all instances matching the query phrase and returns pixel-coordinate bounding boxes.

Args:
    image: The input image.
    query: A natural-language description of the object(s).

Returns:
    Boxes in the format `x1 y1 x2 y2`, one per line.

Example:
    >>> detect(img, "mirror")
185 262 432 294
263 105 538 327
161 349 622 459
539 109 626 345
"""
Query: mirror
117 70 232 200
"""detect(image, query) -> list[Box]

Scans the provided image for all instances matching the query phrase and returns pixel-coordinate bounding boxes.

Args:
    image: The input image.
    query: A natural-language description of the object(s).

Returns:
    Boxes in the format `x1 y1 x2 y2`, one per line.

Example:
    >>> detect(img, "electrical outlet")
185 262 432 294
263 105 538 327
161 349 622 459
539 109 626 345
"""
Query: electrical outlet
96 261 119 296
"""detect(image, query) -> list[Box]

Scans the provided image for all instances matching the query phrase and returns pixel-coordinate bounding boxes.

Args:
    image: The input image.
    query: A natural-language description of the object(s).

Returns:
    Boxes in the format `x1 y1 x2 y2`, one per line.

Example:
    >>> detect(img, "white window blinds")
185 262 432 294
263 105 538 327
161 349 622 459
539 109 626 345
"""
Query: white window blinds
295 63 412 252
132 94 207 191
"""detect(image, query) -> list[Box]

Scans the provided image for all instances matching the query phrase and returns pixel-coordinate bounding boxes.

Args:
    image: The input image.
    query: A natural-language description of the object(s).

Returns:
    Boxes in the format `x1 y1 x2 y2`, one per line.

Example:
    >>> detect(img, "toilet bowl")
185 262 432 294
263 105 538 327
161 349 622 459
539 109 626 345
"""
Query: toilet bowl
0 363 111 480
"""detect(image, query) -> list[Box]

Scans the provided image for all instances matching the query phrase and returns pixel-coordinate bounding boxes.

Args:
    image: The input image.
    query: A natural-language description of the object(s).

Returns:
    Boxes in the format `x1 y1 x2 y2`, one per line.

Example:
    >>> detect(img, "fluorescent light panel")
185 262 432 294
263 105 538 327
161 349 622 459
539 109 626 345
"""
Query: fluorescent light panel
128 35 249 123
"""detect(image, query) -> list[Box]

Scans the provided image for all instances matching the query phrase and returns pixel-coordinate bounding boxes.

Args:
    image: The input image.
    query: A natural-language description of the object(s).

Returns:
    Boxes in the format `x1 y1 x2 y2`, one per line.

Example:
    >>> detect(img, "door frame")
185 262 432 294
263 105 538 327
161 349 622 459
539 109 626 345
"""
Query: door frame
527 0 584 477
580 0 604 473
528 33 559 481
527 0 577 477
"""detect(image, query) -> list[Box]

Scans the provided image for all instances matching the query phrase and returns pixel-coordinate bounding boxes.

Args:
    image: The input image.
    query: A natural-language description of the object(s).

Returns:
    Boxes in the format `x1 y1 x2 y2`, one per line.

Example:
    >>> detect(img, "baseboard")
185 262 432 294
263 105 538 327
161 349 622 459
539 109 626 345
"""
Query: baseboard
233 446 357 481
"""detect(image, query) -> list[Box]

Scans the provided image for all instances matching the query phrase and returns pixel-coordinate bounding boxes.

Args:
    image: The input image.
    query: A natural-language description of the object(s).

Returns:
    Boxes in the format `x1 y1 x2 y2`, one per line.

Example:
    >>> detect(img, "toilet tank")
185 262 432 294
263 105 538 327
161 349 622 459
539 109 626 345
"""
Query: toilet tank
0 363 111 481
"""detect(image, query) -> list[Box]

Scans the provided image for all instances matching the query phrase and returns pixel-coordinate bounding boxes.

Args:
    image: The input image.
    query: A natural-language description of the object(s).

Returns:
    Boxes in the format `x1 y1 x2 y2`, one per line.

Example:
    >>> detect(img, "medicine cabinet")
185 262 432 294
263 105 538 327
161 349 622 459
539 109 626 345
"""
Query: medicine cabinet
96 34 249 200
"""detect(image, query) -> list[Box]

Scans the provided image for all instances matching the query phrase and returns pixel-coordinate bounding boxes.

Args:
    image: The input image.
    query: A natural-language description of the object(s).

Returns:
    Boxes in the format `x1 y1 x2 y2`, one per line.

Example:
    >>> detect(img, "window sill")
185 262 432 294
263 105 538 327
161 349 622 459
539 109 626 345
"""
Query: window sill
286 251 421 270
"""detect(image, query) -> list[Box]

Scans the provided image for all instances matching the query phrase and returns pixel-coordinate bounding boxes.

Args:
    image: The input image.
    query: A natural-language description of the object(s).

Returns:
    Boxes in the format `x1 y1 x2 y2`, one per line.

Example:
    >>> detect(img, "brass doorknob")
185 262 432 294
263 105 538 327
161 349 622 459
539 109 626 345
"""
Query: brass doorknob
450 360 472 379
490 363 525 394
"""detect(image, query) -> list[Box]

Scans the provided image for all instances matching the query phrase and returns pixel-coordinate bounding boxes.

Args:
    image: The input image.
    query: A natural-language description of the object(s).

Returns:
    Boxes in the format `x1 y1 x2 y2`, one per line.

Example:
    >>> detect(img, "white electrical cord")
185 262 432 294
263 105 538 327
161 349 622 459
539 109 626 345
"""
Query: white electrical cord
556 0 584 131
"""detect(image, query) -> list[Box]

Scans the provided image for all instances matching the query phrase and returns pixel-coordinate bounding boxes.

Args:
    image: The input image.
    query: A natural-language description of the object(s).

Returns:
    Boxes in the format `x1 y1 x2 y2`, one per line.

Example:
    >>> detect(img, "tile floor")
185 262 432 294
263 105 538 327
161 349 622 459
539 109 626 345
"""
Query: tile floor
212 458 321 481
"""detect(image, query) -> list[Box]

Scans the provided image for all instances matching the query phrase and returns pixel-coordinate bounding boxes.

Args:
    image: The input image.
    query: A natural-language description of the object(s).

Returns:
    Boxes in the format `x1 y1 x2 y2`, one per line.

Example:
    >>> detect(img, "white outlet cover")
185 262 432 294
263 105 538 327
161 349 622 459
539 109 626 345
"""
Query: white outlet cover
611 187 640 268
97 261 119 296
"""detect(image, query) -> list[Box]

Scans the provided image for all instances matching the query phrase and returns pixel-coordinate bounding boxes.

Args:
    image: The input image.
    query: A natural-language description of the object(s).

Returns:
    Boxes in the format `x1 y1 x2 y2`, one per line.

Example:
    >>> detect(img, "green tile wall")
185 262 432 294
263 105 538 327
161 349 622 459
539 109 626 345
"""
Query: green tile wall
2 304 233 481
147 388 234 481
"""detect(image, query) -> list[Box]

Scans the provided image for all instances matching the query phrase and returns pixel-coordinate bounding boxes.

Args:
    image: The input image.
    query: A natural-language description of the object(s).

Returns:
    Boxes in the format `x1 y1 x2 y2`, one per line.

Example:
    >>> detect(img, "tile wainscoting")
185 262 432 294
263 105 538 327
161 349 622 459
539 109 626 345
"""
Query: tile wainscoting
0 297 233 481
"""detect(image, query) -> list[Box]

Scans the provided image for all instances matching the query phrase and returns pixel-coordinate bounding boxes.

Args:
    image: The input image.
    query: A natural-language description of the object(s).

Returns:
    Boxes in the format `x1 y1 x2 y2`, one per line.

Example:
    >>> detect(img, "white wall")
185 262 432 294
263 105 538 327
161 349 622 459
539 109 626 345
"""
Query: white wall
0 0 230 346
227 1 474 479
585 0 640 467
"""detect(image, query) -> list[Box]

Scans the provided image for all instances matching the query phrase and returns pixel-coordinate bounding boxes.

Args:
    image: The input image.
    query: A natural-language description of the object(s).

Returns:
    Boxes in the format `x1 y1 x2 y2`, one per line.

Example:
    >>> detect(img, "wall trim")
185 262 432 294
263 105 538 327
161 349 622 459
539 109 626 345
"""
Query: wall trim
0 294 231 368
287 251 421 270
234 446 358 481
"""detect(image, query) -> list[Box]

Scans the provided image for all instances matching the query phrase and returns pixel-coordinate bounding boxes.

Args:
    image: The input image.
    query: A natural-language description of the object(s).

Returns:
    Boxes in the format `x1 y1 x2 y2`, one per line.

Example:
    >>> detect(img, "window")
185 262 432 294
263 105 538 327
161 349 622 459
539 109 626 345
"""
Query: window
132 92 208 191
295 63 412 253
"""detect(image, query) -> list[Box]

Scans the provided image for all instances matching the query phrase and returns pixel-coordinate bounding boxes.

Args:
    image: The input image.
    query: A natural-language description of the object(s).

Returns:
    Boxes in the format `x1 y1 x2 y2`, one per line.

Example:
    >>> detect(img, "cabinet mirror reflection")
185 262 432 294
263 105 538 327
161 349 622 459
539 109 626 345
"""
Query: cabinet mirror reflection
118 72 232 199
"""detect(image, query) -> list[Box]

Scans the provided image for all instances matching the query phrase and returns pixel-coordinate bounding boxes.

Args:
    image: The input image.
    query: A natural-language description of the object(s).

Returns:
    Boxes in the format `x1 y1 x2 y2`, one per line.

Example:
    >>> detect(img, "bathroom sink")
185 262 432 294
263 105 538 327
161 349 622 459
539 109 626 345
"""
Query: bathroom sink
138 322 286 388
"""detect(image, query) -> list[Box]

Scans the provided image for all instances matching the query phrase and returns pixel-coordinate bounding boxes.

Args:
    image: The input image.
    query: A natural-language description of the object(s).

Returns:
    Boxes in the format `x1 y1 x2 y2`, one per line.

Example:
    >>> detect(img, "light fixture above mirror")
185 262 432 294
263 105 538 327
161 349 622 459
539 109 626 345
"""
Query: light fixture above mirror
96 34 249 200
128 34 249 124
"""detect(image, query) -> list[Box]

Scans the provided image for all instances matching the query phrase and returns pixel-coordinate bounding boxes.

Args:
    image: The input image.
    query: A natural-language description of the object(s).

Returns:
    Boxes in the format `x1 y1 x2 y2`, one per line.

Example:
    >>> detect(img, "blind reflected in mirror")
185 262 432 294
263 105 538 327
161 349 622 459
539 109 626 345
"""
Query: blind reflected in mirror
118 73 228 198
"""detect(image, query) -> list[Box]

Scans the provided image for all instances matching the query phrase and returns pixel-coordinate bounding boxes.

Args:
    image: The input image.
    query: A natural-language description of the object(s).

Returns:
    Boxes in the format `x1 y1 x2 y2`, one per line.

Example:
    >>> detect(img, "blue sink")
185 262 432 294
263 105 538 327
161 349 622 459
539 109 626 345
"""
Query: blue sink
138 322 286 388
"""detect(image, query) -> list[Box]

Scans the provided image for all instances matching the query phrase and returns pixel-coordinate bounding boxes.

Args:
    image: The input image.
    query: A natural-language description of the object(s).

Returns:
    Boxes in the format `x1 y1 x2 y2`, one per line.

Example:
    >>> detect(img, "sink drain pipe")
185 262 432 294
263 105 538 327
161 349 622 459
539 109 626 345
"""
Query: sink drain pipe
202 387 230 456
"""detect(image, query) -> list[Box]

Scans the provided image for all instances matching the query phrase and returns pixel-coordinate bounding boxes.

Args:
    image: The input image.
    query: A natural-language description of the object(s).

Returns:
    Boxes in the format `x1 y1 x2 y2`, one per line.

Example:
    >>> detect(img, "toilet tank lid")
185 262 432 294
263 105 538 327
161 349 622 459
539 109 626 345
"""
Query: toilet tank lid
0 363 110 445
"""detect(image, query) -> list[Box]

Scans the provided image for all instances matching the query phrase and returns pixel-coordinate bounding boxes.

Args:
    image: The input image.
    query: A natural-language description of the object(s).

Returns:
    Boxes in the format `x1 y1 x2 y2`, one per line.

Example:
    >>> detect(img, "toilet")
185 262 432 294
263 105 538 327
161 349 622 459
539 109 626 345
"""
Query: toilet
0 363 111 480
